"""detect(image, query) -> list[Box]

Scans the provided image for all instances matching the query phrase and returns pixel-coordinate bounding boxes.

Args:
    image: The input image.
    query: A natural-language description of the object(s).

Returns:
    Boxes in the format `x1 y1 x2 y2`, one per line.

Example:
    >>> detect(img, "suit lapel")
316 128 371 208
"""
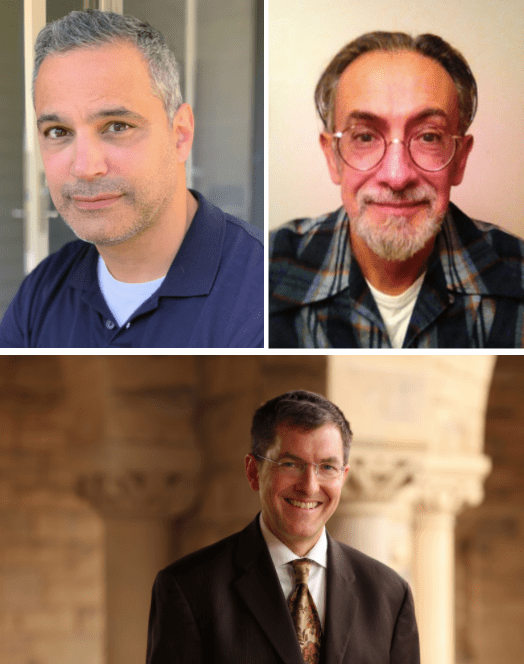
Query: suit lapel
322 534 359 664
233 517 304 664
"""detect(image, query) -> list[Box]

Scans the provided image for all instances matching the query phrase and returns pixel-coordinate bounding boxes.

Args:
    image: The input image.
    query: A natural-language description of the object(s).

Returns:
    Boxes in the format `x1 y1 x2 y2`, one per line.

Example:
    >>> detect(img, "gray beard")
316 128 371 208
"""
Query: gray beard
352 209 444 261
351 185 444 261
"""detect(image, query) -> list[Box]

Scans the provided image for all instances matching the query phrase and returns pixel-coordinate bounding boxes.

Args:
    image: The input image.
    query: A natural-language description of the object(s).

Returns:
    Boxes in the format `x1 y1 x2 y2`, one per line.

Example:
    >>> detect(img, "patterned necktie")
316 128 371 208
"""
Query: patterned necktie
288 559 322 664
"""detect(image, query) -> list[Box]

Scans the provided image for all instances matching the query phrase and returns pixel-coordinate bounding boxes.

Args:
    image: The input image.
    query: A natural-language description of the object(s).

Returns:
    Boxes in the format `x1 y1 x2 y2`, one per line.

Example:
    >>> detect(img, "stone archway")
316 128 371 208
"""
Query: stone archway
325 355 496 664
455 356 524 664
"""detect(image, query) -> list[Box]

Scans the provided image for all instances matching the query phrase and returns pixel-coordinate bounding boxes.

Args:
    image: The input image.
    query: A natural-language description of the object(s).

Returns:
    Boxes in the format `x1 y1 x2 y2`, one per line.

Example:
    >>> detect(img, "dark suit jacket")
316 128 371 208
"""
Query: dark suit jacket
146 515 420 664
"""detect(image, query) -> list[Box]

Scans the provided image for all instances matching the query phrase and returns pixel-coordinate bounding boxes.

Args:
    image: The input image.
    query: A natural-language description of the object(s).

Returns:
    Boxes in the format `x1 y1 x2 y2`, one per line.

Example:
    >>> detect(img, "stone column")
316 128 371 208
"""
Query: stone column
77 458 200 664
57 356 201 664
329 450 420 579
413 454 491 664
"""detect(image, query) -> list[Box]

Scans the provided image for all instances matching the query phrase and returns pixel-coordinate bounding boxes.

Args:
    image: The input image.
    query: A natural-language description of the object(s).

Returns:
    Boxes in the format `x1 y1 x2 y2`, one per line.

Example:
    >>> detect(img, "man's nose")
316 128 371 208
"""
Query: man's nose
70 134 108 180
375 138 419 190
296 464 320 492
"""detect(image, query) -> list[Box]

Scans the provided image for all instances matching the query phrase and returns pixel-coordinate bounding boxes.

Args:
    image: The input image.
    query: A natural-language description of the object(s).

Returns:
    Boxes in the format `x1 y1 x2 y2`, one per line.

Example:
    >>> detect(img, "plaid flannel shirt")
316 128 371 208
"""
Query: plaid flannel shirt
269 202 524 348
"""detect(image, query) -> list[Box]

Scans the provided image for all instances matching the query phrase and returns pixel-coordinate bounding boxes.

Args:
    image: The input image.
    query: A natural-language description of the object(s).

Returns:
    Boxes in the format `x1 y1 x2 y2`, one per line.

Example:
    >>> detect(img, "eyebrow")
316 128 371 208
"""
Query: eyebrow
341 107 450 130
36 107 146 130
278 452 341 464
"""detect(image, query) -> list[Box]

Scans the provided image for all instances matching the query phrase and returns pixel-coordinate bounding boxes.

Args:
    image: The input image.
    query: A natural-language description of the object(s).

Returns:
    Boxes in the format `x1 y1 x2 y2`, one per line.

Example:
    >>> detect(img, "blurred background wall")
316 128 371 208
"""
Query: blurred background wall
268 0 524 234
0 355 523 664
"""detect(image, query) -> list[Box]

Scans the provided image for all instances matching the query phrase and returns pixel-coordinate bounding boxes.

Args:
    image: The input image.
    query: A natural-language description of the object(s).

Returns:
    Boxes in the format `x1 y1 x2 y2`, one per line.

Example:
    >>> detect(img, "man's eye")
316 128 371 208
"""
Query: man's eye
352 132 377 144
416 131 444 144
44 127 69 139
280 460 298 469
106 122 131 133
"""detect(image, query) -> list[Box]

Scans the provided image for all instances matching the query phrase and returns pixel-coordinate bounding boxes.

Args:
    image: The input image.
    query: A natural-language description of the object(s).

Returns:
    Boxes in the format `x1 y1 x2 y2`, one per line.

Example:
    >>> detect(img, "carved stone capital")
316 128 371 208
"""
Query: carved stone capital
70 437 201 520
341 450 420 503
415 454 492 515
76 469 198 520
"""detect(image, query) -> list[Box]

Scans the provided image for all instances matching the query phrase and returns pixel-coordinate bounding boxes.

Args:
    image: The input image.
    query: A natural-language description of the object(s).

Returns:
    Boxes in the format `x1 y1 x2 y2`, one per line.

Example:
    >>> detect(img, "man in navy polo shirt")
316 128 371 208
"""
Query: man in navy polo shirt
0 10 263 348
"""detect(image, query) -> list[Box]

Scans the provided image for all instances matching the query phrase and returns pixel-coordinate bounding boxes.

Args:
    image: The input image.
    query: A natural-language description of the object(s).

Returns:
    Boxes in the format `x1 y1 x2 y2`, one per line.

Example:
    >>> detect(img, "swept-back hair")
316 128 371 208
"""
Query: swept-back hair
251 390 352 464
315 31 477 134
33 9 182 122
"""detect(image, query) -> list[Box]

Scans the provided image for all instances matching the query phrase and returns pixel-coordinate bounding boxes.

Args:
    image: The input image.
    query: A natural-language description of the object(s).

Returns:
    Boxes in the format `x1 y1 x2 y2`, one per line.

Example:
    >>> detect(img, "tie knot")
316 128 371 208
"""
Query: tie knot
291 558 312 585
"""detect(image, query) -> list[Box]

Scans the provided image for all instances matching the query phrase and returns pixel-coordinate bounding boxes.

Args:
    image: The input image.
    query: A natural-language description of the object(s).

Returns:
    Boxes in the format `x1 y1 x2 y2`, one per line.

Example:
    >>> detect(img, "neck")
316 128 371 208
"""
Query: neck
96 189 198 283
351 231 434 295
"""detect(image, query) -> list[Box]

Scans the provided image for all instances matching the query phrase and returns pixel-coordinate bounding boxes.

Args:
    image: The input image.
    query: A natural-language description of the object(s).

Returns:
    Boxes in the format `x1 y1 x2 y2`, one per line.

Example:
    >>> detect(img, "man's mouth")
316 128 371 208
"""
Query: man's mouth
285 498 321 510
71 194 123 210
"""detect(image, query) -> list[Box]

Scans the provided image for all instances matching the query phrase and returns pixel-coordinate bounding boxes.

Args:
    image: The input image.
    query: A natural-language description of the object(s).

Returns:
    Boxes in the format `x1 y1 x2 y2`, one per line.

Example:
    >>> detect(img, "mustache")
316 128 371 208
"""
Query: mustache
61 179 133 200
358 185 437 207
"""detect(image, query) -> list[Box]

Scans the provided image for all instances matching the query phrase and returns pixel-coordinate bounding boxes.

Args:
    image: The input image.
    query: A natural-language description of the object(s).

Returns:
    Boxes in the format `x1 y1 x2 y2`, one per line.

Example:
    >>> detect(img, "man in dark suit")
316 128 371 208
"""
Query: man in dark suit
146 390 420 663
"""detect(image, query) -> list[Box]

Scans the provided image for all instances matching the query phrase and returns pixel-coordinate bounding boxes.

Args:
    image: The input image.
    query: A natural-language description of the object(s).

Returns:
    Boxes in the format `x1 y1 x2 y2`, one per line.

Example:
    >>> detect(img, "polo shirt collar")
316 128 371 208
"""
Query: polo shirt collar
66 190 226 299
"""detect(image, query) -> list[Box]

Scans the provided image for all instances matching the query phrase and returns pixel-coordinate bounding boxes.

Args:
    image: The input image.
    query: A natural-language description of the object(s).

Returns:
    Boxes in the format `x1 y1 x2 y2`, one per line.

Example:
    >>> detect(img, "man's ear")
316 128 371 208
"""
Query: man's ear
172 103 195 163
319 132 343 185
245 454 260 491
341 464 350 484
450 134 474 186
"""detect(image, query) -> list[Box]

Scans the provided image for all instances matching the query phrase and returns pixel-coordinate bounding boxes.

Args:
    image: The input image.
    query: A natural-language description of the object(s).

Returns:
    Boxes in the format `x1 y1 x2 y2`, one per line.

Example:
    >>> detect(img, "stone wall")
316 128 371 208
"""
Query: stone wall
456 356 524 664
0 357 105 664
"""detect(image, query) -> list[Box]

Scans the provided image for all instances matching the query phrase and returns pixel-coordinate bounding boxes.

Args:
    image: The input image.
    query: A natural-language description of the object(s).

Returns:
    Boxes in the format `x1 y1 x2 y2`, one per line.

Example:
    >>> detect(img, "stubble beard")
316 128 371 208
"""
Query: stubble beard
56 178 162 247
351 185 445 261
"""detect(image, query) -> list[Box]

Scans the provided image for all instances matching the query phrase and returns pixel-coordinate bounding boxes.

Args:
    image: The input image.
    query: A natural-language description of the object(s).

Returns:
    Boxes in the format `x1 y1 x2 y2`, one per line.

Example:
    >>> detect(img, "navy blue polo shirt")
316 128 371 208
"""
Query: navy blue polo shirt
0 192 263 348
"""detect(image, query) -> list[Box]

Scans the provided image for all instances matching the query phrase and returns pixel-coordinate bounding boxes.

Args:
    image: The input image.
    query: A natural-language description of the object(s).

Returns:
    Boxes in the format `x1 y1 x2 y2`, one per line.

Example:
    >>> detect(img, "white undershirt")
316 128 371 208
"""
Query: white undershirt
97 255 165 327
366 272 425 349
259 513 327 629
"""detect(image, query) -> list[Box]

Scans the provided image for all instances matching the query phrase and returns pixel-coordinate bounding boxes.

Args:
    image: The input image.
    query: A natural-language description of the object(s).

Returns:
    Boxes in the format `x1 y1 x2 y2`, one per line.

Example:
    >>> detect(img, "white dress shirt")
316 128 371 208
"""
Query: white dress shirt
259 513 327 629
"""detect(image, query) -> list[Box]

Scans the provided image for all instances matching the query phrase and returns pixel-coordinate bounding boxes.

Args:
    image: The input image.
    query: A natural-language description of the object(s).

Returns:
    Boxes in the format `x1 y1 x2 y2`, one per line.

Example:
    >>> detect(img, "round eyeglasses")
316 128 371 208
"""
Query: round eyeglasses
255 455 345 481
331 126 463 172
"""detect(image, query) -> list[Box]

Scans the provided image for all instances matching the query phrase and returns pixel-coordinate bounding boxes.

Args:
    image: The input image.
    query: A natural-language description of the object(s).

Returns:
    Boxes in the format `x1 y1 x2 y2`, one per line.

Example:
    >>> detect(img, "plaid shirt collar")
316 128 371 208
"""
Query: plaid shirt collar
270 201 524 313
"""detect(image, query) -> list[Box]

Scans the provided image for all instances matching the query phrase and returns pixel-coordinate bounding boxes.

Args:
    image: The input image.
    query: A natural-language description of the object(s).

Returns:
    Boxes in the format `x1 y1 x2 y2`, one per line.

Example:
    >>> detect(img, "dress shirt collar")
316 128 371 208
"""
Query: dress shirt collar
259 512 328 569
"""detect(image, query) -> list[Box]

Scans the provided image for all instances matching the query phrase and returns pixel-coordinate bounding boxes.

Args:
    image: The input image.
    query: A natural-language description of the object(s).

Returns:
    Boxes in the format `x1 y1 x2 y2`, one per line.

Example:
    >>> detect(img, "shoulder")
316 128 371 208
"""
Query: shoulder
155 530 243 595
25 239 91 280
269 208 344 261
193 191 263 255
446 203 524 259
13 239 94 308
330 537 410 595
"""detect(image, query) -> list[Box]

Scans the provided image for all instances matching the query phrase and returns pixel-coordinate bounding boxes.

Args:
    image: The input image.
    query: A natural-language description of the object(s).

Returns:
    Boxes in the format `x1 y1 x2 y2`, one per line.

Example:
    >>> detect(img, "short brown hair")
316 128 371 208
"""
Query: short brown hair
251 390 352 464
315 31 477 134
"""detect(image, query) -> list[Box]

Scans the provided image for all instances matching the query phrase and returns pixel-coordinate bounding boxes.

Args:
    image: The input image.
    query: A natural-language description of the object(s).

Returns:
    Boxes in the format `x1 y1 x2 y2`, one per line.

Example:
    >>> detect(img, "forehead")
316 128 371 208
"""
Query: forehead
334 50 460 130
271 423 344 461
34 41 159 116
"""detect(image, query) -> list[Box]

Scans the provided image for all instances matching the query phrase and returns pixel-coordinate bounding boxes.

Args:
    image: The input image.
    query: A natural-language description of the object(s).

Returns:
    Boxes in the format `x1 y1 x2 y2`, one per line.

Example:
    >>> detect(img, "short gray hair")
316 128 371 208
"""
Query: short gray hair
33 9 182 122
315 31 478 135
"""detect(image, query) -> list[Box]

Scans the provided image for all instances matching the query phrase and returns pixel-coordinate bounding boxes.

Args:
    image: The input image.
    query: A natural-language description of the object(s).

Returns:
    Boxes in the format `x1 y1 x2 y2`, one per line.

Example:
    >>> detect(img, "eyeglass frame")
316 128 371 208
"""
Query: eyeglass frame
254 454 347 480
329 126 465 173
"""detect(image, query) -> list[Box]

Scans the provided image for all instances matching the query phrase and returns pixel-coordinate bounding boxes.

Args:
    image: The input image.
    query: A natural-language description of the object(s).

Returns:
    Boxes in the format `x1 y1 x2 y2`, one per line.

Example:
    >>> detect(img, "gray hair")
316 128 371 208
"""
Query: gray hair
315 31 478 135
33 9 182 122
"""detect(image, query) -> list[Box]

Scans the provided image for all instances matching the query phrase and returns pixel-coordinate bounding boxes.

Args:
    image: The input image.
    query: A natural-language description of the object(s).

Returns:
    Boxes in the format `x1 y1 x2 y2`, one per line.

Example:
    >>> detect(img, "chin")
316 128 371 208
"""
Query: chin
356 210 444 261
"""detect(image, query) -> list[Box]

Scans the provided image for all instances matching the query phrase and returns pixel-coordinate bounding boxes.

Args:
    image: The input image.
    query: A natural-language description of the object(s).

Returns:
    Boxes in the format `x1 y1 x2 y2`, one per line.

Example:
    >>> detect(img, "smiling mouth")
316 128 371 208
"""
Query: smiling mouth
285 499 321 510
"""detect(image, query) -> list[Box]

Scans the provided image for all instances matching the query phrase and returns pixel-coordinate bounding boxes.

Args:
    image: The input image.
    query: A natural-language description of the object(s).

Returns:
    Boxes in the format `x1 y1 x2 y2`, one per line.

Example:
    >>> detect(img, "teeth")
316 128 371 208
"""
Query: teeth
287 499 319 509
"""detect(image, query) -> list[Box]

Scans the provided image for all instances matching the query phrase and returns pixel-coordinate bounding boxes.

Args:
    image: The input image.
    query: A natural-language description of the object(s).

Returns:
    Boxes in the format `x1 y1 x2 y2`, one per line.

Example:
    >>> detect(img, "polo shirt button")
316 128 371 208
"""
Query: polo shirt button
106 320 115 330
126 322 131 329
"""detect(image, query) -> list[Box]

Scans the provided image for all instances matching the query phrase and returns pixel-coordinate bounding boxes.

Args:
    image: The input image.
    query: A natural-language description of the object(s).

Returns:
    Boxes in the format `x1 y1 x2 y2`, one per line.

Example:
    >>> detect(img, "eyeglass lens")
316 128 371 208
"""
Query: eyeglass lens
337 128 457 172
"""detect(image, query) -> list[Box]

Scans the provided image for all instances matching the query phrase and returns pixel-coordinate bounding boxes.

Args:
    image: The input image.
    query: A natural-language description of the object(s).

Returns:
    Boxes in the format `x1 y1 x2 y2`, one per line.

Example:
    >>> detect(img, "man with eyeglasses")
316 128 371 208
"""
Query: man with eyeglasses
147 390 420 664
269 32 524 348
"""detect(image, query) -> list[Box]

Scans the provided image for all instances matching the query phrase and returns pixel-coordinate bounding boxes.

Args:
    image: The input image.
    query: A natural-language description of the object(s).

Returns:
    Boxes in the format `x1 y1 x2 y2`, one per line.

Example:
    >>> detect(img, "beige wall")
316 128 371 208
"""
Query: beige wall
269 0 524 236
